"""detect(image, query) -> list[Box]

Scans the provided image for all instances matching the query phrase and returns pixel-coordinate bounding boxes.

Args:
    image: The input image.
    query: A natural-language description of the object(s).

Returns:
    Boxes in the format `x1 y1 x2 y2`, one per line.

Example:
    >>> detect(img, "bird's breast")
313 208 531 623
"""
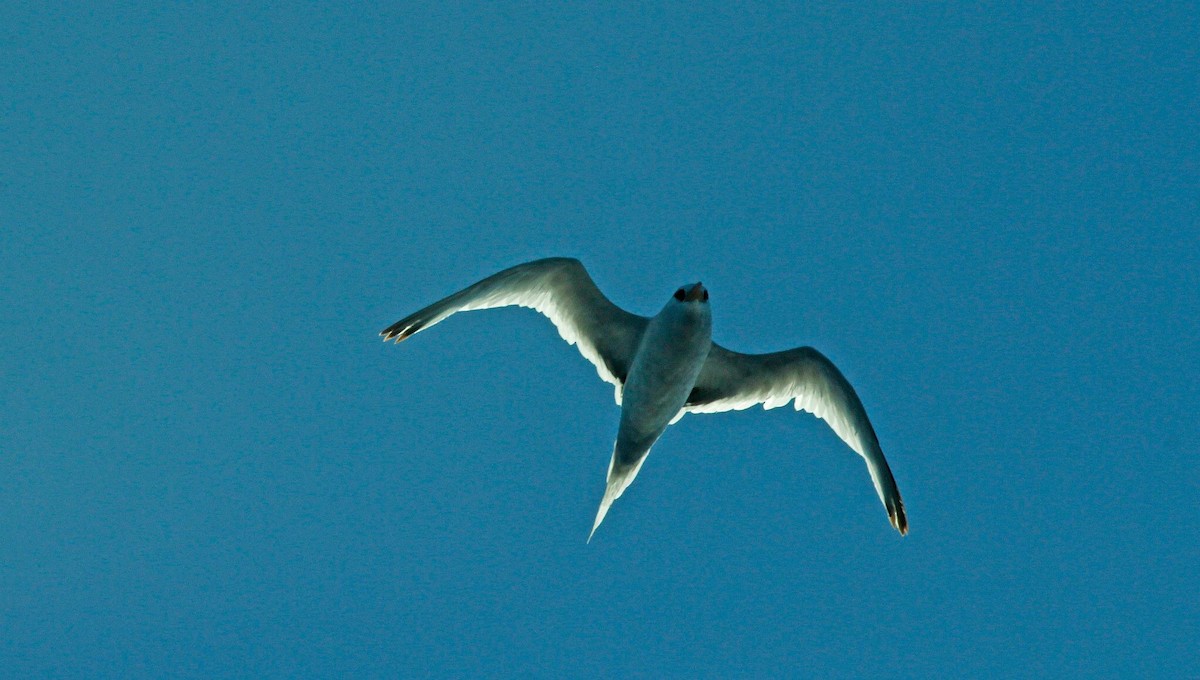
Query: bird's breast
618 307 713 441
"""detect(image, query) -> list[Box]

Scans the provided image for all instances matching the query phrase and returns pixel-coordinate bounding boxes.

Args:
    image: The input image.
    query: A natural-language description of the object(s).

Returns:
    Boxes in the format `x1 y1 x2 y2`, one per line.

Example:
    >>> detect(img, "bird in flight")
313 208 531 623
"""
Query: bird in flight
381 258 907 541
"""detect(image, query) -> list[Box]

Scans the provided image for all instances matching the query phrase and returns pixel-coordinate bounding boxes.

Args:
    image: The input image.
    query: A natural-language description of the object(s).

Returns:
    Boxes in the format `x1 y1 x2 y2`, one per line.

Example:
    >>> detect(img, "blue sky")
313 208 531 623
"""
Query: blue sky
3 3 1197 677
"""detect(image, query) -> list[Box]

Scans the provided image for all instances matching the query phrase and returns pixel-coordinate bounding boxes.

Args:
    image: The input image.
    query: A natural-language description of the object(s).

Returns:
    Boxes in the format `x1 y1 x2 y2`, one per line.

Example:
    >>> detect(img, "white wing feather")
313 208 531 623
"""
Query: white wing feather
686 344 908 535
381 258 648 402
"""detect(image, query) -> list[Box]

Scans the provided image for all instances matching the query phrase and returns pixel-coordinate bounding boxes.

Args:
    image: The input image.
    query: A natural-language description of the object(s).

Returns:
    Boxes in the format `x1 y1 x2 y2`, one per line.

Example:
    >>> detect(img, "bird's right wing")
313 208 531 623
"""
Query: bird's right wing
686 344 907 535
381 258 648 402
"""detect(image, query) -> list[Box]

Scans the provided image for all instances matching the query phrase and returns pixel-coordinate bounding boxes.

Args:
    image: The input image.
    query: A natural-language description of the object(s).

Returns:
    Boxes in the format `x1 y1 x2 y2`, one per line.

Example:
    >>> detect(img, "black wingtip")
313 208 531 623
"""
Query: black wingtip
890 498 909 536
380 320 422 343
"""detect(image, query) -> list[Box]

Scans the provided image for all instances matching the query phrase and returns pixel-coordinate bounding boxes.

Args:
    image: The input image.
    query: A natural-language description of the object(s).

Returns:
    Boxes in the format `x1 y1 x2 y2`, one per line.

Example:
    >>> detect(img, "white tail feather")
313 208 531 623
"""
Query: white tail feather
587 449 649 542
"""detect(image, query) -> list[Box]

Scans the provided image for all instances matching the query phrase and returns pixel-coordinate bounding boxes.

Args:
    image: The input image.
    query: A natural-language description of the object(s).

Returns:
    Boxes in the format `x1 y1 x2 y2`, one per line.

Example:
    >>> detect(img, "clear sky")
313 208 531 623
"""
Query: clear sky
3 3 1197 678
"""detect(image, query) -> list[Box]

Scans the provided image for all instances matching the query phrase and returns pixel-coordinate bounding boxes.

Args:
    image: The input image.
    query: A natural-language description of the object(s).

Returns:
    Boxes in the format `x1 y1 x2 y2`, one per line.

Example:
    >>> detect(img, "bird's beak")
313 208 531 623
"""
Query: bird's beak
684 282 706 302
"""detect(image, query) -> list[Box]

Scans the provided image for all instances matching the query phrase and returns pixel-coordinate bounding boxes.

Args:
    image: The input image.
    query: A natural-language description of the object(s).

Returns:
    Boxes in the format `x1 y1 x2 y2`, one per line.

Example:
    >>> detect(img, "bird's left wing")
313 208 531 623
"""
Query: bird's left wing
381 258 648 401
685 343 908 535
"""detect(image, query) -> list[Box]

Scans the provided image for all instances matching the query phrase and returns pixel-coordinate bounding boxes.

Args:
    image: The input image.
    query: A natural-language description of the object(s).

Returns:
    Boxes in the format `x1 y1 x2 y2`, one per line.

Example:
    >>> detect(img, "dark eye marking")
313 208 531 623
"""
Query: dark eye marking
674 288 686 301
702 289 709 302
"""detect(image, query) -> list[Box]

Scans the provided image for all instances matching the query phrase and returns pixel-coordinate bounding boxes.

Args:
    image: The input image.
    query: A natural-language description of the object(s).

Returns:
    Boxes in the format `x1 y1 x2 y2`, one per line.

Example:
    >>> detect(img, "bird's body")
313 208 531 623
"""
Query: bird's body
381 257 908 540
597 284 713 539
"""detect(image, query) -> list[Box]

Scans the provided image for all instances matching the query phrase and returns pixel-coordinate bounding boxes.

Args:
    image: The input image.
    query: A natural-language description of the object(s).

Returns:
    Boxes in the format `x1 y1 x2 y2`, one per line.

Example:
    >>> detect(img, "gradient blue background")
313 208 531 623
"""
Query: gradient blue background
3 3 1197 677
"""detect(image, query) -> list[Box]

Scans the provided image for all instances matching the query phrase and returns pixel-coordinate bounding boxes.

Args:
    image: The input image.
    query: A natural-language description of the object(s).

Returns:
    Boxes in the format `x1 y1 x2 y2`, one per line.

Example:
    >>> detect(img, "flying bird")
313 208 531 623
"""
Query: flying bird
381 257 907 540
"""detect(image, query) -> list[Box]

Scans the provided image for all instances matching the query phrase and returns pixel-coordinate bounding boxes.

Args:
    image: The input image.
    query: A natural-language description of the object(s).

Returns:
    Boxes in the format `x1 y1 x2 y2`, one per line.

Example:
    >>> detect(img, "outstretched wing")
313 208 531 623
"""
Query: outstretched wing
381 258 648 402
685 344 908 535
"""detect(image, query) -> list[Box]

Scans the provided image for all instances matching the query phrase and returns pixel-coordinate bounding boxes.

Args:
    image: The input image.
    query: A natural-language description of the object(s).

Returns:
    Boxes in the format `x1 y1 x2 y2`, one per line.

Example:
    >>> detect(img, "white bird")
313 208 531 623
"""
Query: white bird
381 258 908 540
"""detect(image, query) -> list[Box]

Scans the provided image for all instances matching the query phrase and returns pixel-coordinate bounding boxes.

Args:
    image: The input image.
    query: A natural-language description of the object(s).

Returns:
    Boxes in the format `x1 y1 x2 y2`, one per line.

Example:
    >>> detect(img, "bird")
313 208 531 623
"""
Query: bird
380 257 907 541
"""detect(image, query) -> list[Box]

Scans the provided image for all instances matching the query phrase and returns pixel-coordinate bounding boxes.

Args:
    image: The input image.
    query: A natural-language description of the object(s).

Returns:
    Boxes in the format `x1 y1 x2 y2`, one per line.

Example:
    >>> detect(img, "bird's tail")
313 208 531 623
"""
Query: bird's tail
587 447 649 543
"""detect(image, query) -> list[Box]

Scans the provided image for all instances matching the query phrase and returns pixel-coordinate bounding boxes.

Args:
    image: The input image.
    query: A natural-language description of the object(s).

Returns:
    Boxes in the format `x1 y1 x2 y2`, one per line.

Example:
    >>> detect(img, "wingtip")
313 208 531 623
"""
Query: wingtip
890 499 909 536
380 323 419 343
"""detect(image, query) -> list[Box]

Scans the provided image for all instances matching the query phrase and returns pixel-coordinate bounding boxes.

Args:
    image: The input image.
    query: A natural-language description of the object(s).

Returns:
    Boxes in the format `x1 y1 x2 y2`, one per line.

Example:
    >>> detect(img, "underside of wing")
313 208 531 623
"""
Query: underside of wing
686 344 908 535
381 258 648 401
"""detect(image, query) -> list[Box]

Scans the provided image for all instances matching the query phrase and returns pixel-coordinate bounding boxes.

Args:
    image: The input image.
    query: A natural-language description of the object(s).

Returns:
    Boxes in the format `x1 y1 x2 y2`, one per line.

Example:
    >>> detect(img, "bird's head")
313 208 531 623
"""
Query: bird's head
662 281 712 335
672 282 708 304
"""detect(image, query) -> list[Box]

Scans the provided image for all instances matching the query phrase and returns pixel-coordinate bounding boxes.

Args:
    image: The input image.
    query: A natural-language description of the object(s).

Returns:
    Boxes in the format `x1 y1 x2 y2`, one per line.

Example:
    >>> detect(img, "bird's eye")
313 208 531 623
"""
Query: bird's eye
702 290 709 302
674 288 686 301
